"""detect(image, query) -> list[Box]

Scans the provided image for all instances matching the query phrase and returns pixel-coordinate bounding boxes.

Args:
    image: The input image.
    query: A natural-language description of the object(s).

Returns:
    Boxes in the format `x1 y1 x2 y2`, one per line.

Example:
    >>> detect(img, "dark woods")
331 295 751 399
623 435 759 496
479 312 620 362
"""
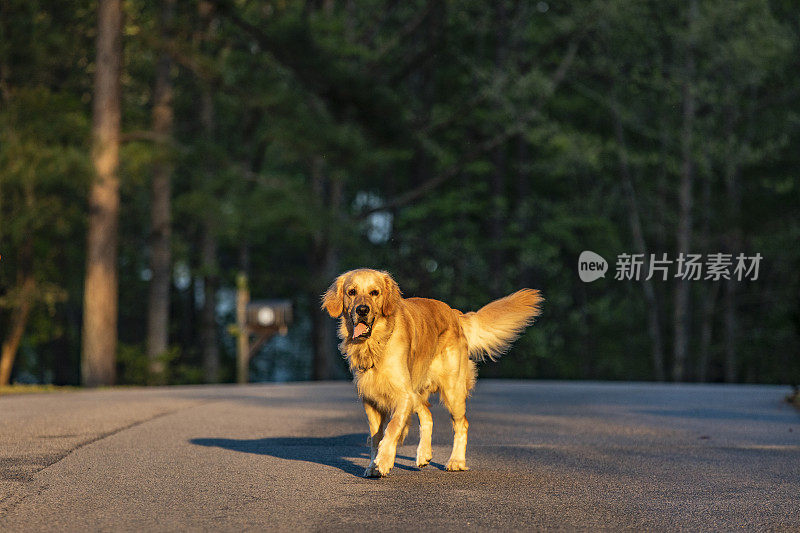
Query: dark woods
0 0 798 386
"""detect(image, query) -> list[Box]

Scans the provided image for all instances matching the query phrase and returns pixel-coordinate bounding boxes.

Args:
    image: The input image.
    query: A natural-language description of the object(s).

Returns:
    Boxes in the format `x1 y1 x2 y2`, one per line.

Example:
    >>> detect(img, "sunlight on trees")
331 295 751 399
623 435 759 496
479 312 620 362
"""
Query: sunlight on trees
0 0 798 386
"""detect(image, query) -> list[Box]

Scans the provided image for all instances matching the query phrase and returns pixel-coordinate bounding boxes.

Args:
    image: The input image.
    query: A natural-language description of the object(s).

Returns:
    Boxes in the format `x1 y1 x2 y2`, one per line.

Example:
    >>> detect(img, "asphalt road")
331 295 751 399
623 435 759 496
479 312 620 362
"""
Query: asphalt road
1 380 798 531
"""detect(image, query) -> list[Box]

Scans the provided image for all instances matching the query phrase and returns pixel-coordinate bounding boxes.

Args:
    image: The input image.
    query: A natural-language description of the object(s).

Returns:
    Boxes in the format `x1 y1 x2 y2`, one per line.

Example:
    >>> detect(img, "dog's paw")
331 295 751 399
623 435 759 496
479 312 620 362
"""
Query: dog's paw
363 463 382 478
372 454 395 477
445 459 469 471
364 458 393 477
375 462 393 477
416 448 432 468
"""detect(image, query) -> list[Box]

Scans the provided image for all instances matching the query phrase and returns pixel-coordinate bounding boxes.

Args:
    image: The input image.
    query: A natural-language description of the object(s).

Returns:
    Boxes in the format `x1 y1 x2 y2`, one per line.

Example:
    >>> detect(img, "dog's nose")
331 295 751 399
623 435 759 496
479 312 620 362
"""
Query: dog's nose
356 305 370 317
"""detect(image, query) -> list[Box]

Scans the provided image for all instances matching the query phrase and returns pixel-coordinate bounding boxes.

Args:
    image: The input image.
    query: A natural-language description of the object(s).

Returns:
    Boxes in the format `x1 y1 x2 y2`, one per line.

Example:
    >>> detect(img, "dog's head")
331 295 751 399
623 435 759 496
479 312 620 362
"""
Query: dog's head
321 269 401 341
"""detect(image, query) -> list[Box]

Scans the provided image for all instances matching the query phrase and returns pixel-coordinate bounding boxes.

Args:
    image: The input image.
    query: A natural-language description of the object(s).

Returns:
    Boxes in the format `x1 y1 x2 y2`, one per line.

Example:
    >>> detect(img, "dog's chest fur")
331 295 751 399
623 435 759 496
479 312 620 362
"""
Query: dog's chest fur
353 363 407 412
340 316 414 412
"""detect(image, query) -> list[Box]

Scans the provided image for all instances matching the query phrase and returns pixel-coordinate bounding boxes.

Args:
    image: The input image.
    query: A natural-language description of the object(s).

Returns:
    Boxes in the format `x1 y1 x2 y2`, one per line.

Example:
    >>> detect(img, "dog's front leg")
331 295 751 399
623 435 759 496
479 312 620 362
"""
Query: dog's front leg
363 401 386 477
373 398 413 477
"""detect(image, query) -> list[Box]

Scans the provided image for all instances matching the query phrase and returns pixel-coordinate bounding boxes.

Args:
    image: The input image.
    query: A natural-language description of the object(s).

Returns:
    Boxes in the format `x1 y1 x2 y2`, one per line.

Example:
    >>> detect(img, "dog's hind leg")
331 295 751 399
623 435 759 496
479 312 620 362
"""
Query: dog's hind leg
440 383 469 471
363 401 386 478
415 400 433 468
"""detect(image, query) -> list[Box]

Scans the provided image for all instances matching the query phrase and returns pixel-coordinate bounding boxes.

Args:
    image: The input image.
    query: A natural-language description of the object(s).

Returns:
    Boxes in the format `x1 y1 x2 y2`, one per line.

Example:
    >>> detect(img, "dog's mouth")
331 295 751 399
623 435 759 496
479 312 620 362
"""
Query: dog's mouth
352 320 372 340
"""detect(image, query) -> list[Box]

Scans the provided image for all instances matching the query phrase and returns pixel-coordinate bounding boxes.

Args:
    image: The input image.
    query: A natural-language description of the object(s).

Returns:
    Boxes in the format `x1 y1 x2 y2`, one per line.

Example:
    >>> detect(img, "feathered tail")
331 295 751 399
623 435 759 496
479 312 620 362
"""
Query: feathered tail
458 289 543 361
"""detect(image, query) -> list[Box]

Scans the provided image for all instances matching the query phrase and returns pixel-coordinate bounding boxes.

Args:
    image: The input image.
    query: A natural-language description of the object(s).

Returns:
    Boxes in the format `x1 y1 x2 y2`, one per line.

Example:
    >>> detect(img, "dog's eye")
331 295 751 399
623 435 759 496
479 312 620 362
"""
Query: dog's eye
347 288 357 296
370 290 379 296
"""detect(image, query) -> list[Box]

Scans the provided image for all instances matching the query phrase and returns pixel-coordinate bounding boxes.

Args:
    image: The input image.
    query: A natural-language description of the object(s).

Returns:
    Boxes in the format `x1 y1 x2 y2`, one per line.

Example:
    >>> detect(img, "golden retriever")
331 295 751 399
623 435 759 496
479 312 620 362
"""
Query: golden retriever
322 268 542 477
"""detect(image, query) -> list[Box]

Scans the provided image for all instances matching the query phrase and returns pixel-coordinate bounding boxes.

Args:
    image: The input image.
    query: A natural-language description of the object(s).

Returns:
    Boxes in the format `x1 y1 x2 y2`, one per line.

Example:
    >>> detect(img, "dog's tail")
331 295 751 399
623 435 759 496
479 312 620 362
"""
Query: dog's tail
459 289 543 361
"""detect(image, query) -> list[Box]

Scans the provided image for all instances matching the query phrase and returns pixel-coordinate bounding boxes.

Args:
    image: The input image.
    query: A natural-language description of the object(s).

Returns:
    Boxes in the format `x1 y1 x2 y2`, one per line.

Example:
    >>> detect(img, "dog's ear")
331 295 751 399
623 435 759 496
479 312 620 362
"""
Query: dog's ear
381 272 402 316
321 275 345 318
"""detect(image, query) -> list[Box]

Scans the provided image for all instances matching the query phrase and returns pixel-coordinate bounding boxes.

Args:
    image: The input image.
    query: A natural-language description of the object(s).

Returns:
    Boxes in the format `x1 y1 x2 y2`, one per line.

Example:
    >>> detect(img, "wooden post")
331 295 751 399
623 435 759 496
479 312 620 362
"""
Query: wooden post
236 272 250 384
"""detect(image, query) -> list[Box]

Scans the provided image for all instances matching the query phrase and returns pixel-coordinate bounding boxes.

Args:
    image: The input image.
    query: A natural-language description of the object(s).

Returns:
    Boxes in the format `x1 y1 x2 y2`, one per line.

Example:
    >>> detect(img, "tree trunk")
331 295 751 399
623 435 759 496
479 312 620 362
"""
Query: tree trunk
191 0 220 383
696 147 716 383
146 0 176 380
310 158 342 381
697 281 719 382
0 275 35 386
311 298 334 381
199 80 219 382
488 0 508 296
200 225 219 382
672 0 697 382
179 273 195 356
514 134 533 287
52 306 78 385
511 1 532 289
723 278 737 382
82 0 123 387
612 100 666 381
723 163 741 382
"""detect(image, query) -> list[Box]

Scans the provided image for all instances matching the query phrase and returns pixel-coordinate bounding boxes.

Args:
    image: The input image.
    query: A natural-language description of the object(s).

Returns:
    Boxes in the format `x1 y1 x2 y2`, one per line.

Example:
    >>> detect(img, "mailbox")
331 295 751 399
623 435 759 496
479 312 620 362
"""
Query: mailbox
232 274 294 383
246 299 292 333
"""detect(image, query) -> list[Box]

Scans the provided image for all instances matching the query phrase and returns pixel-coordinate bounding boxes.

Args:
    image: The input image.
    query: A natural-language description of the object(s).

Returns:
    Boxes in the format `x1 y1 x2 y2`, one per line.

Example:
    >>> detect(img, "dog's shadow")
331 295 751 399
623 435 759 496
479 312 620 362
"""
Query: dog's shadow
190 433 441 478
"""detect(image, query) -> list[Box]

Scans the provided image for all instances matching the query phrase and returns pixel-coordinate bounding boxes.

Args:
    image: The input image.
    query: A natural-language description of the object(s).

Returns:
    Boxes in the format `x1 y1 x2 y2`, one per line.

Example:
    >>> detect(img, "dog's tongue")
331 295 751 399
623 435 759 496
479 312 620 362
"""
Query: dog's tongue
353 323 369 338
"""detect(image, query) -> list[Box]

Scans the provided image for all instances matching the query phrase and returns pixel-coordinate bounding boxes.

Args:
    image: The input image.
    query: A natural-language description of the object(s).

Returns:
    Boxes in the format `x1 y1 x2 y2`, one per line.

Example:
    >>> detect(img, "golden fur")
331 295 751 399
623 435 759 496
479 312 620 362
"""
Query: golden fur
322 268 542 477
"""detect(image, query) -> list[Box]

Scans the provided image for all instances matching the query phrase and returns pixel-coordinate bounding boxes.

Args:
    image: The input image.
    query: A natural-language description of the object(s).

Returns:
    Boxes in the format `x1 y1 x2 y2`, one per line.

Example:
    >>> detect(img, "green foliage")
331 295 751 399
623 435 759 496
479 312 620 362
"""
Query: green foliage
117 343 204 386
0 87 89 362
2 0 799 385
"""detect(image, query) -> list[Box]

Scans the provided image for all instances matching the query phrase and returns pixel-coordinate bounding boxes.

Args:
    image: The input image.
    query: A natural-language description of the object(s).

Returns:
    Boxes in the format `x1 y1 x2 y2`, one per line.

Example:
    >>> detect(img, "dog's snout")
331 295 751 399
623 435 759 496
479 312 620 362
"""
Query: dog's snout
356 304 370 317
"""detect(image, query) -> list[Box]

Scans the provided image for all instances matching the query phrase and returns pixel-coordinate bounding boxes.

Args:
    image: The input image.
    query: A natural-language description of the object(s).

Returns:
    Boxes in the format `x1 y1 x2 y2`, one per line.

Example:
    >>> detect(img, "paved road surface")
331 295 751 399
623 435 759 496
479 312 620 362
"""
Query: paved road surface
1 381 798 531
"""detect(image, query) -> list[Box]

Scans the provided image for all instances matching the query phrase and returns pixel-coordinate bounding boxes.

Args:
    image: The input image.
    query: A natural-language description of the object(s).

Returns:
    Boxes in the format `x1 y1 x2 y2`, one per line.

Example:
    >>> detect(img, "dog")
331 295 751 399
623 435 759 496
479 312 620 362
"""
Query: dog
322 268 542 477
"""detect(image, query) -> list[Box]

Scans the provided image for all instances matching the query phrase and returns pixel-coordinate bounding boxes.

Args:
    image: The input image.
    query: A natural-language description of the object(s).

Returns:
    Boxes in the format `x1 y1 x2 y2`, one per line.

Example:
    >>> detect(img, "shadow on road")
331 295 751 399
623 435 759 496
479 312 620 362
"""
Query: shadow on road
189 434 421 478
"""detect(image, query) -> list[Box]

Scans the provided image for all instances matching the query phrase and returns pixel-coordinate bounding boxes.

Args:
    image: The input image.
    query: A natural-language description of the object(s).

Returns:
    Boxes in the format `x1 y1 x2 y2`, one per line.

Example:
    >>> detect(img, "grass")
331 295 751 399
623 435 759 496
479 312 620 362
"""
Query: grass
0 384 79 396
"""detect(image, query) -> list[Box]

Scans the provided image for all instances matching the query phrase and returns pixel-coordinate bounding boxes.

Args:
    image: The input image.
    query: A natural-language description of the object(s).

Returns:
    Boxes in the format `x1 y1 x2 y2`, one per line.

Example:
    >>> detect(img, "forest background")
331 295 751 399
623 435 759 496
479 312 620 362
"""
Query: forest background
1 0 798 387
